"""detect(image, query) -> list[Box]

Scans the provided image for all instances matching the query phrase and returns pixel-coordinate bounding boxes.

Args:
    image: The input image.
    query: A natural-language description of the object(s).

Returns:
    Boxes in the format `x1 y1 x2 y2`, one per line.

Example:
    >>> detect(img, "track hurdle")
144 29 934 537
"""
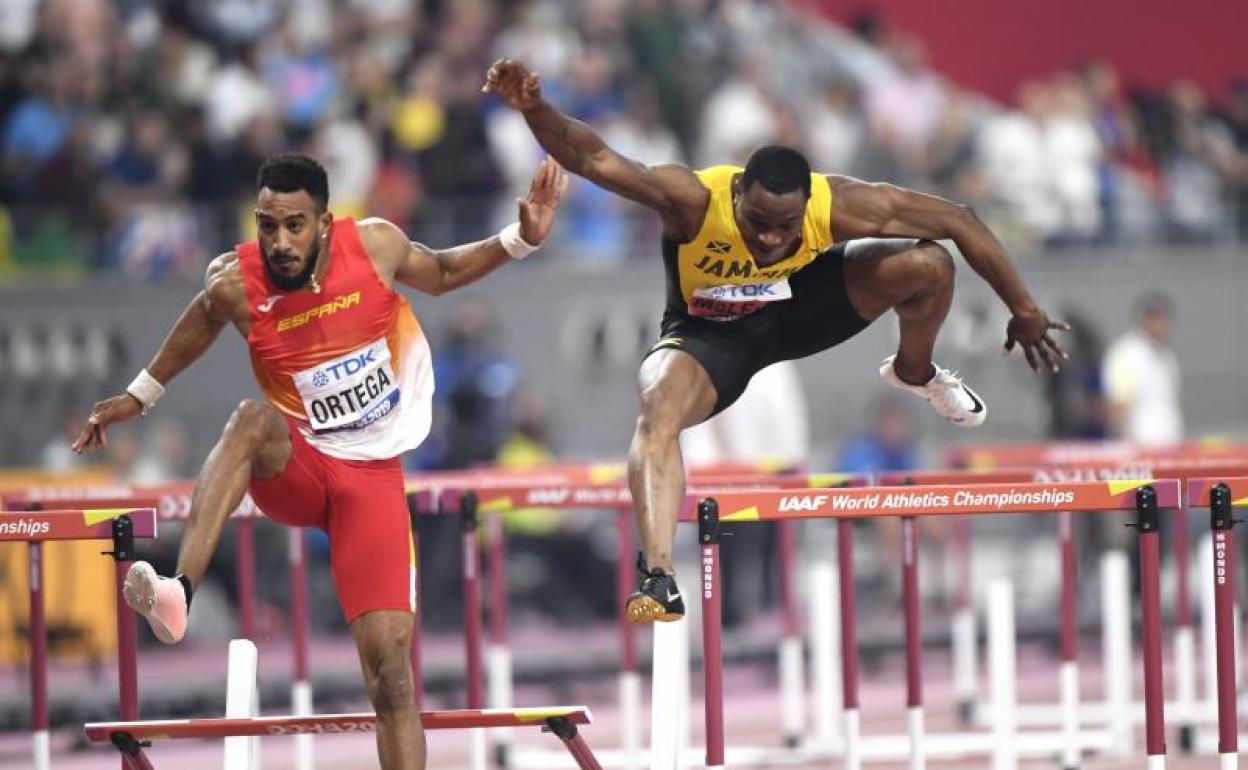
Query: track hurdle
1 506 157 770
4 482 336 769
5 483 264 641
688 478 1178 769
910 453 1248 753
85 706 605 770
415 468 856 768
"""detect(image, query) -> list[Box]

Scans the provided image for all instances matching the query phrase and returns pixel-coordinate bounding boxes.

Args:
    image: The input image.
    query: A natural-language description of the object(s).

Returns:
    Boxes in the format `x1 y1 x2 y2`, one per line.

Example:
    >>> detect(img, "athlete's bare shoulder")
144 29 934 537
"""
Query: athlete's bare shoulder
649 163 711 241
354 216 408 285
204 251 248 326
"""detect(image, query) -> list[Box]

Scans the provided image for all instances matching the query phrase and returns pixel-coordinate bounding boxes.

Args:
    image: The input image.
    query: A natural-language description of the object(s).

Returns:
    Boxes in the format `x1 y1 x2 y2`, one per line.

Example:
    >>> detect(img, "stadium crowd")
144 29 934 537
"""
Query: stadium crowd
0 0 1245 281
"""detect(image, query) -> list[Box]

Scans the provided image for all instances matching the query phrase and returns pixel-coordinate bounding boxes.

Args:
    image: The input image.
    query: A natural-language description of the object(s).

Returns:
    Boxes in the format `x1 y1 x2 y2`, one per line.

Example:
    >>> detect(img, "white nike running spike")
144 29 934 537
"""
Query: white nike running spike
879 354 987 428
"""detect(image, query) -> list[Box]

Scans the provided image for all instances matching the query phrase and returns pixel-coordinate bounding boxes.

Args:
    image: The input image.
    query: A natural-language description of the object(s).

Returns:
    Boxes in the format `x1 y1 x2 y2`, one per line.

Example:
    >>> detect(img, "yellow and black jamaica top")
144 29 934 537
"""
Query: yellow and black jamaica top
663 165 834 322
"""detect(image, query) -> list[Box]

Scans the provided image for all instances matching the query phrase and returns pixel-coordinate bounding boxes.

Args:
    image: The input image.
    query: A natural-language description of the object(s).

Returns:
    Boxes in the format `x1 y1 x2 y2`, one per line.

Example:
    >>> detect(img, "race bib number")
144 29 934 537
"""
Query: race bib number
688 280 792 319
293 339 401 433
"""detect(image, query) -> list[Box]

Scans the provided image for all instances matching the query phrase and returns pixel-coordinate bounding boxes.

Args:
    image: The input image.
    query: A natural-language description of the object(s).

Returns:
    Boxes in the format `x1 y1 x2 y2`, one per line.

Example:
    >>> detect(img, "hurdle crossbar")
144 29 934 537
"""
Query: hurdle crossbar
4 481 261 521
0 507 157 540
86 707 602 770
426 472 855 515
945 439 1248 469
705 478 1180 520
85 706 594 740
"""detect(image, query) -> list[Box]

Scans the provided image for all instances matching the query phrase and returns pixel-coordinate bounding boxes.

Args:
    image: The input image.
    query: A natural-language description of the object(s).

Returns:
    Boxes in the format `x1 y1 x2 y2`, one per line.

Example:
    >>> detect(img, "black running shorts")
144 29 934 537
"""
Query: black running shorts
644 243 871 416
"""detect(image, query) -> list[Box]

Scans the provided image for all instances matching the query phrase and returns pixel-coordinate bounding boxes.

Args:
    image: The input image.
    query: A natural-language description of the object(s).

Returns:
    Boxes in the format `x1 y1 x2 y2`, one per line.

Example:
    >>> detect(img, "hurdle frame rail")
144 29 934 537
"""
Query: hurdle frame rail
1 506 158 770
84 706 605 770
1187 476 1248 770
905 452 1248 755
689 479 1178 770
409 468 859 769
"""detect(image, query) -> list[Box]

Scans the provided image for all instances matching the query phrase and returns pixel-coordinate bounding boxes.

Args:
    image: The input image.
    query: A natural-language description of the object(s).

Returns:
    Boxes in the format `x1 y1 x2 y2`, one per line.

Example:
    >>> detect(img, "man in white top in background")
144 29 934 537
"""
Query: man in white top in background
1101 292 1182 446
681 360 810 626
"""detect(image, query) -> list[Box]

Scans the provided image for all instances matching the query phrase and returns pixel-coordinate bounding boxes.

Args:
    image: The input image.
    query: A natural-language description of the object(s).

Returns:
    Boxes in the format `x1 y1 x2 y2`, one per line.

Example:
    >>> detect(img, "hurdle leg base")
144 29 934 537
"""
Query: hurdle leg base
109 732 155 770
495 741 512 768
957 700 974 726
1179 725 1195 753
784 734 801 749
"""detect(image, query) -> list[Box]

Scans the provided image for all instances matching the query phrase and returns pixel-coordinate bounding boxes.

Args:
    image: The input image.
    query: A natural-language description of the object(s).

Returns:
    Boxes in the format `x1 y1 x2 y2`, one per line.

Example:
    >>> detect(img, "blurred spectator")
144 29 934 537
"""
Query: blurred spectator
1045 74 1102 243
922 92 986 203
979 81 1059 244
1102 292 1182 446
803 76 866 176
0 0 39 54
626 0 697 153
697 54 780 166
1161 80 1238 242
151 14 218 111
835 395 950 602
1224 80 1248 239
1080 60 1135 241
836 395 918 475
202 44 274 144
682 361 810 467
492 385 616 622
264 18 341 131
422 300 521 471
313 103 379 219
864 34 946 162
129 416 193 484
197 0 280 46
1043 308 1108 440
3 60 81 202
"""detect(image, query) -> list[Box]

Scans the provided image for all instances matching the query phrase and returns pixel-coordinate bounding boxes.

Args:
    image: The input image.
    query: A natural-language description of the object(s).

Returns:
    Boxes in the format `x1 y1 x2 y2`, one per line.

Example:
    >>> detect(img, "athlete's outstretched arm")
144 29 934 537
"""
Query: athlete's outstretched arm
365 157 568 295
73 255 241 452
829 175 1070 372
483 58 706 238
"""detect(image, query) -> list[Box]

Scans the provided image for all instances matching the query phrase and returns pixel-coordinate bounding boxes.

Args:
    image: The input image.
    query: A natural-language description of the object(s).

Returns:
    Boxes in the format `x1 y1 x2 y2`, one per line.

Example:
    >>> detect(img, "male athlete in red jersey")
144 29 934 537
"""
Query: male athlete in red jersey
72 153 568 769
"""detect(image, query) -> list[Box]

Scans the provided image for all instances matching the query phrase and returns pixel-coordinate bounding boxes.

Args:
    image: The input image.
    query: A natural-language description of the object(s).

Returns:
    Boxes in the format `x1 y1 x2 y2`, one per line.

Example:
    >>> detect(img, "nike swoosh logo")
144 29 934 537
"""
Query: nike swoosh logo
257 295 282 313
666 590 681 602
965 388 985 414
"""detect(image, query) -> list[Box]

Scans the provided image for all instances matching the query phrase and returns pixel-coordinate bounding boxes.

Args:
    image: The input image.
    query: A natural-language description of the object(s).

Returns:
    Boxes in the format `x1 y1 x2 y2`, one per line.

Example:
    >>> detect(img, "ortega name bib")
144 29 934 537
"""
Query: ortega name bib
292 339 400 433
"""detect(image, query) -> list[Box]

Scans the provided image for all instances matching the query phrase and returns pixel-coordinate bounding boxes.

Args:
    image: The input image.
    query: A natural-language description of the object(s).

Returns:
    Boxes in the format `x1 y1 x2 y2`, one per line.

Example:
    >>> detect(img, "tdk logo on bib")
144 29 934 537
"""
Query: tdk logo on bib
689 280 792 319
293 339 401 433
317 349 377 384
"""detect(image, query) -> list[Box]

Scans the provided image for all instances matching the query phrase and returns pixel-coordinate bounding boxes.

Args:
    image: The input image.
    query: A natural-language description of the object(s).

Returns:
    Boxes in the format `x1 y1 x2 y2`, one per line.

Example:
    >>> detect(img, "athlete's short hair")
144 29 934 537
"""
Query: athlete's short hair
257 154 330 212
740 145 812 198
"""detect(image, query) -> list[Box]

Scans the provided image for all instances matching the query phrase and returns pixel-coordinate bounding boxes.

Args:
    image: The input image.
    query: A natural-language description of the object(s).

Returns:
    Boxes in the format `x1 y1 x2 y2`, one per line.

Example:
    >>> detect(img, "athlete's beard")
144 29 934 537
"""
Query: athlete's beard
263 239 321 291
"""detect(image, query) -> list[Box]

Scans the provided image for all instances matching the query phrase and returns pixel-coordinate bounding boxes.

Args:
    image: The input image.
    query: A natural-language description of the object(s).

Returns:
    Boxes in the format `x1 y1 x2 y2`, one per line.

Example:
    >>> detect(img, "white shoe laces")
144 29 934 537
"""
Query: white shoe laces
928 368 970 410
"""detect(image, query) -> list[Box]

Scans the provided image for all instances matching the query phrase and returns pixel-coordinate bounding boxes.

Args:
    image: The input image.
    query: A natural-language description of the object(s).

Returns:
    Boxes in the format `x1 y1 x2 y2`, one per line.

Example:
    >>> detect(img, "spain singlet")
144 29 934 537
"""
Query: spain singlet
662 166 835 321
238 218 434 461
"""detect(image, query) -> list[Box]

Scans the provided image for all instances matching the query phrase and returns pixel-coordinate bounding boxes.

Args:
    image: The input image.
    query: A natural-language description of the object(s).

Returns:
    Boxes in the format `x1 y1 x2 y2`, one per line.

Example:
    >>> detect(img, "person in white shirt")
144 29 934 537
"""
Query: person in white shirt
1101 293 1182 446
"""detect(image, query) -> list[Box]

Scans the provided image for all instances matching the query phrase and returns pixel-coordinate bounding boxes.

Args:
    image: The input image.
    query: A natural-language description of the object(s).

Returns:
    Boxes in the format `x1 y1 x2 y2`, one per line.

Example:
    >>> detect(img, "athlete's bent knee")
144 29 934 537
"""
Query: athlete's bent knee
366 655 415 718
222 399 278 449
913 240 955 286
636 383 688 442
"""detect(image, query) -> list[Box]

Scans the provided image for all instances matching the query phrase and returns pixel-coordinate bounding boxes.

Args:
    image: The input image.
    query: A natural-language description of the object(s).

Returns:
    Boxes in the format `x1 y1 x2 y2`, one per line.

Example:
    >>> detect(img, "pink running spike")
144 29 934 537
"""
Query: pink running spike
123 561 188 644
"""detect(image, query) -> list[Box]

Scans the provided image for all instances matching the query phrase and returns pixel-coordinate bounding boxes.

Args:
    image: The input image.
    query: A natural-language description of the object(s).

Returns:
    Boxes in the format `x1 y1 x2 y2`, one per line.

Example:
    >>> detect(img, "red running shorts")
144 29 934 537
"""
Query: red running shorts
248 420 415 622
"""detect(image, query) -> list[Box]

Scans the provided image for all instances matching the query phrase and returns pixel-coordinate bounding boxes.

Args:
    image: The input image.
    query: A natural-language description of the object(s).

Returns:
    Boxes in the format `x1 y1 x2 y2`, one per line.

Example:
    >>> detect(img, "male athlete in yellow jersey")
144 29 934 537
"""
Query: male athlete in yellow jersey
484 59 1069 623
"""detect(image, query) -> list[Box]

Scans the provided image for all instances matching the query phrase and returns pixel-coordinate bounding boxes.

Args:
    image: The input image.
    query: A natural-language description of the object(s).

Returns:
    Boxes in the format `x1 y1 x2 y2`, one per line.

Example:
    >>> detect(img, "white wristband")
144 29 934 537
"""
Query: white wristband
126 369 166 415
499 222 539 260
